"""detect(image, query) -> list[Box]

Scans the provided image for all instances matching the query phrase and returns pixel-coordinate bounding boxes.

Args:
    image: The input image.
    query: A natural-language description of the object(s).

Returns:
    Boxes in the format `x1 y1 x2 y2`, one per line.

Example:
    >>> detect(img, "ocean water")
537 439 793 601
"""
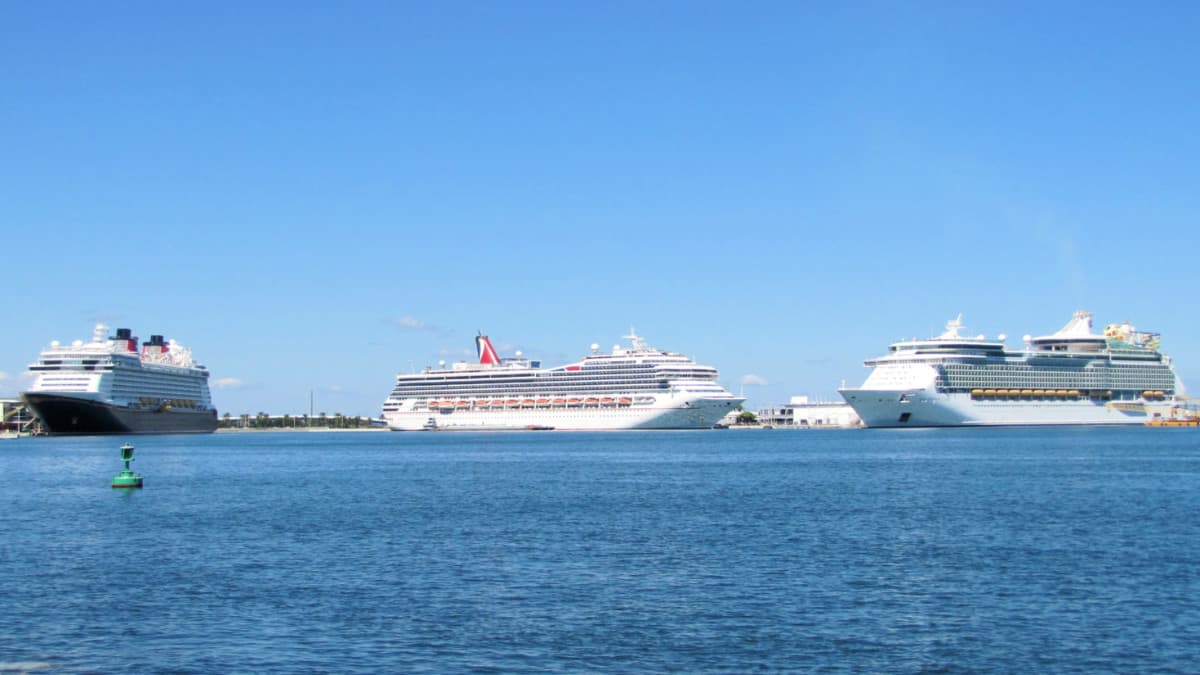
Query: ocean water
2 427 1199 673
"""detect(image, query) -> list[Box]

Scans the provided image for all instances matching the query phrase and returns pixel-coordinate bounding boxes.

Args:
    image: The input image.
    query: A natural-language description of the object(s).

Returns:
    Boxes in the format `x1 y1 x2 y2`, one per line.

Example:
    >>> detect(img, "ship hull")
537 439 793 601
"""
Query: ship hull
839 388 1172 428
22 393 218 436
385 396 741 431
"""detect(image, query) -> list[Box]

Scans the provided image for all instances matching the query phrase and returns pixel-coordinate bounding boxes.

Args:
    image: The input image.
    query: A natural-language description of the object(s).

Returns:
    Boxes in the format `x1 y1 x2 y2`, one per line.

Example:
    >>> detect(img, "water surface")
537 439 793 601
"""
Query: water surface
3 428 1199 672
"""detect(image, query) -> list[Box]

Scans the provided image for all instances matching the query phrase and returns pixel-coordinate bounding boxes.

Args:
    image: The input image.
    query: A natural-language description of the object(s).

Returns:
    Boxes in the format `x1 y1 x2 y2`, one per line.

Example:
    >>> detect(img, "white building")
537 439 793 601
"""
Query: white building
757 396 861 428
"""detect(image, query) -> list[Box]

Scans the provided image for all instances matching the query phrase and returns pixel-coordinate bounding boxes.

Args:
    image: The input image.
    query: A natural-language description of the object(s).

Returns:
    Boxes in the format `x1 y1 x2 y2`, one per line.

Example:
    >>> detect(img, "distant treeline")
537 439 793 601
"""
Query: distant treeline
218 412 379 429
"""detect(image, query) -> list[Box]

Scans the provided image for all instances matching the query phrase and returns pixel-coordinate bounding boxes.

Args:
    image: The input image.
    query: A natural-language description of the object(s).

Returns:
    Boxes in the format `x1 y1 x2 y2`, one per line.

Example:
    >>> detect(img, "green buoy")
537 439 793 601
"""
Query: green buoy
111 443 144 489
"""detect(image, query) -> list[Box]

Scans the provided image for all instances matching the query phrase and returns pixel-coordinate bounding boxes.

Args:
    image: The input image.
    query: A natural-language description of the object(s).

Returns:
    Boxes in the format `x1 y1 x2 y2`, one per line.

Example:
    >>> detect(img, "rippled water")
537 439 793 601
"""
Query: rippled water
3 428 1199 672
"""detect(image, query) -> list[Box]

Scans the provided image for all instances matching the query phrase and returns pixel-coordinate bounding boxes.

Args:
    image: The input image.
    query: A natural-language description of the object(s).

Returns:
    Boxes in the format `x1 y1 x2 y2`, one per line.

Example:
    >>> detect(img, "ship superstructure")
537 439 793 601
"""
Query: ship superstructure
22 324 218 435
839 311 1180 427
382 331 743 430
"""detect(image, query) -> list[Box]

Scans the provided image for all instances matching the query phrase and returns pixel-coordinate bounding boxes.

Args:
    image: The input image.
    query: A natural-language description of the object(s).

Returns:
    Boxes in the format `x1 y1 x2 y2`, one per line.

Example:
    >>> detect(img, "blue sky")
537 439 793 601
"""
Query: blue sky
3 1 1199 416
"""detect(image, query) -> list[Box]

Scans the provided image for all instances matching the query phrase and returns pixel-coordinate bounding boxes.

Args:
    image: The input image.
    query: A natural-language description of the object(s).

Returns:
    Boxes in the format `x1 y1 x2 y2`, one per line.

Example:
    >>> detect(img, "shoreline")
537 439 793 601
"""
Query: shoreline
216 427 389 433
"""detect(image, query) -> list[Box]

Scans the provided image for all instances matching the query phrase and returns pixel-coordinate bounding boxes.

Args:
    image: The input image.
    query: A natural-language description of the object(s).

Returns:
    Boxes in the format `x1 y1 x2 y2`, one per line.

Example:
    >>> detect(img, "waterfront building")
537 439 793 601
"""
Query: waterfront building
757 396 862 428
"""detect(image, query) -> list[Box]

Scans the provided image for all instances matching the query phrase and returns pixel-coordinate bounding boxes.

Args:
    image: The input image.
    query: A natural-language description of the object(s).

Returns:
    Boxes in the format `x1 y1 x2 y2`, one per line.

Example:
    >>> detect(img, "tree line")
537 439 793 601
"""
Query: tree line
218 412 377 429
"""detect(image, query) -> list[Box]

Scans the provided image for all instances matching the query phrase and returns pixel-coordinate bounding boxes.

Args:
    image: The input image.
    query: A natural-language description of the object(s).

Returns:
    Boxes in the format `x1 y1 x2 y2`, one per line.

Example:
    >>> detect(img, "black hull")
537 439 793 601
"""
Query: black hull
21 393 218 436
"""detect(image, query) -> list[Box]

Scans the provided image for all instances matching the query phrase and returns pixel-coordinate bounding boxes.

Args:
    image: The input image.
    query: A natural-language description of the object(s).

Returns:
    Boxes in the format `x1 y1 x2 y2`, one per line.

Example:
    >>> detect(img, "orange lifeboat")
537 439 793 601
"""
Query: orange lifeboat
536 399 550 406
552 398 566 405
619 397 632 405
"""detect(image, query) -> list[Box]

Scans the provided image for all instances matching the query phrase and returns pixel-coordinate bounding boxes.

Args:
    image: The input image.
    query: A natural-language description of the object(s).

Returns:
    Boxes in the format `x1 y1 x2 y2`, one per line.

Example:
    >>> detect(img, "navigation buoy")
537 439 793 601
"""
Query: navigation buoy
111 443 144 489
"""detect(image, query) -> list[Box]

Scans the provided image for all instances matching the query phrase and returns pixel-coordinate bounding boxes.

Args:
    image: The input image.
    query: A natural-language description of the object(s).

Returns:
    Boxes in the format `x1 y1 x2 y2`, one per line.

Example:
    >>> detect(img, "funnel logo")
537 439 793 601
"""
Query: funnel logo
476 334 501 365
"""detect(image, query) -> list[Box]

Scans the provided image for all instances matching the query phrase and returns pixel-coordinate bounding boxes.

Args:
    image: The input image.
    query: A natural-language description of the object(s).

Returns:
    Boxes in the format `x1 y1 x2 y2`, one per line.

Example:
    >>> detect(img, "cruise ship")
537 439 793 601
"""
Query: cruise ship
839 311 1181 427
382 331 744 431
22 325 218 435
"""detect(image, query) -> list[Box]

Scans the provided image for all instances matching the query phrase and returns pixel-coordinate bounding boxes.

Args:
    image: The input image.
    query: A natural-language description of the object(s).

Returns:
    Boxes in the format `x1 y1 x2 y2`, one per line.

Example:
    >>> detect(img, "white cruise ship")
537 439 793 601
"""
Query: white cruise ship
839 311 1181 427
22 325 218 435
382 331 744 431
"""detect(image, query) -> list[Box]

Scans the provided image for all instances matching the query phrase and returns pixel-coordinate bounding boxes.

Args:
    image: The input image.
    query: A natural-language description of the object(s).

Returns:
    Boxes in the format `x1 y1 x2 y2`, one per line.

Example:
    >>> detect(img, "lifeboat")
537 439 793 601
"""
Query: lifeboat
1021 389 1033 397
506 399 519 407
1068 390 1079 399
537 399 550 406
426 401 440 408
970 389 984 399
552 398 566 405
492 399 506 406
996 389 1009 397
475 400 490 407
1008 390 1022 399
1055 390 1068 397
522 399 536 406
984 389 996 398
456 400 470 407
567 398 582 406
619 397 632 405
601 397 614 405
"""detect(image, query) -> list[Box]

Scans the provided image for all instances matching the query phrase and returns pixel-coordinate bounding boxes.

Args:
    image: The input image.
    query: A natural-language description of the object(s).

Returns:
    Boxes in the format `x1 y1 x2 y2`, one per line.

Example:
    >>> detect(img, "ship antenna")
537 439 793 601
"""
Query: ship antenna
623 325 647 350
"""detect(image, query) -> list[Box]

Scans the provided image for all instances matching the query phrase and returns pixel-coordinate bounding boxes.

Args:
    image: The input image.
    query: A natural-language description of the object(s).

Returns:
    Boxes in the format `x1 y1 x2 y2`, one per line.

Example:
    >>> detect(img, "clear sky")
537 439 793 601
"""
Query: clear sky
3 1 1199 417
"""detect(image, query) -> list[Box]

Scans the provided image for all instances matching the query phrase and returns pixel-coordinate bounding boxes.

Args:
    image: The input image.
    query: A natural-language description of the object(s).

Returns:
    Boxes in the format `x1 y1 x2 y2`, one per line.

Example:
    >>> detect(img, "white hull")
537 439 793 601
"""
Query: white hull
840 387 1174 428
386 395 738 431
